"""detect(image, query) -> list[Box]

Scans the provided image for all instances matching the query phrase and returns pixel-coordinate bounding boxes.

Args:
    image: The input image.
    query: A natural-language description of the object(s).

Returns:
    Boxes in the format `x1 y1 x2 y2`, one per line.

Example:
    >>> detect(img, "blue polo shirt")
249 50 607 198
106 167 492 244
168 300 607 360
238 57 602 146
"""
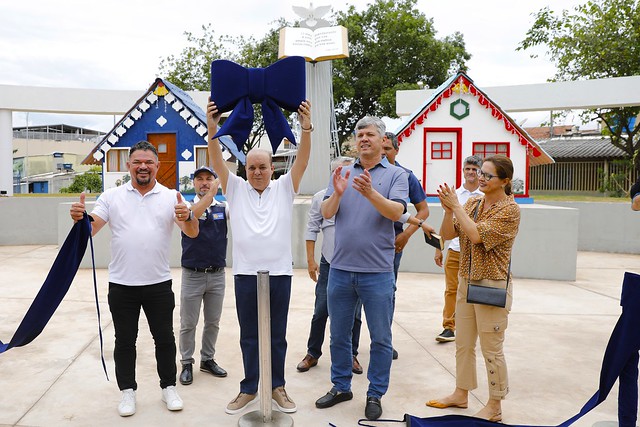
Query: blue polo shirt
394 161 426 235
326 157 408 273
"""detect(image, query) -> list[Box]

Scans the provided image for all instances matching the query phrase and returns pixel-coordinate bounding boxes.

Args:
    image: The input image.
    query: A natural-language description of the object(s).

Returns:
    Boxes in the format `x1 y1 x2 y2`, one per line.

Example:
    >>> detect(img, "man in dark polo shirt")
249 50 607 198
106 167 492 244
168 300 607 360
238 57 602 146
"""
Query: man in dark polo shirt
315 116 408 421
178 166 228 385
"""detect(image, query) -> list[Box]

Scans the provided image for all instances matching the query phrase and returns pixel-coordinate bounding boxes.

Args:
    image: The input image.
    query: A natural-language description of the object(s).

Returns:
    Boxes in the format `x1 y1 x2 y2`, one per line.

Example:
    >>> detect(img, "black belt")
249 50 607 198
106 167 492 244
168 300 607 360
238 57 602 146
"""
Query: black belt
183 266 224 273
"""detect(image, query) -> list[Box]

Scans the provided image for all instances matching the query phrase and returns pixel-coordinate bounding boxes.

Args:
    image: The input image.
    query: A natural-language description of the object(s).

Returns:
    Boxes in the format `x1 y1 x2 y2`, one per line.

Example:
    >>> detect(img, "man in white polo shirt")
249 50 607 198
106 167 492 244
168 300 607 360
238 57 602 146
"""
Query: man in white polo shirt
206 98 313 415
69 141 198 417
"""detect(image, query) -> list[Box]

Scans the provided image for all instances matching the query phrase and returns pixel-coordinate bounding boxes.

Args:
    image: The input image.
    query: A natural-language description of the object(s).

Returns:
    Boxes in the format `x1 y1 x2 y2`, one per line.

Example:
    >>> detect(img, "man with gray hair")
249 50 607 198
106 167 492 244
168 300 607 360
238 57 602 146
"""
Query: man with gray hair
315 116 408 421
297 156 364 375
433 155 483 343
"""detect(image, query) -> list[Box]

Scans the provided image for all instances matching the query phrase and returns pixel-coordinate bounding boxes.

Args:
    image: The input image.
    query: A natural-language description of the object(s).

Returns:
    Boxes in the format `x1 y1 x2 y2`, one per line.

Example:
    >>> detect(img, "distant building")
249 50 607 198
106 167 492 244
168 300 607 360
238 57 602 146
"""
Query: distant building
13 124 103 194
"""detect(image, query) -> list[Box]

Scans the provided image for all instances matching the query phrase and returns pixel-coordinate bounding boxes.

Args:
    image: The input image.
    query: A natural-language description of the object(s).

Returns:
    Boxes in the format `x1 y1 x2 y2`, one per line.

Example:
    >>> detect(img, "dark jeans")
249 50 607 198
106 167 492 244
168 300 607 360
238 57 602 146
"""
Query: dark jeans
235 274 291 394
108 280 177 390
306 256 362 359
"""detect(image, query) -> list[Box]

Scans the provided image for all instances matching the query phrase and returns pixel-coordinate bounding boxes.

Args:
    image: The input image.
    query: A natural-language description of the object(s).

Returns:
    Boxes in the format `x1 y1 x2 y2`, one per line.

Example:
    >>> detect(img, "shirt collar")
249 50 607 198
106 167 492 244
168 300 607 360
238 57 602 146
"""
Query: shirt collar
126 180 160 196
354 156 390 170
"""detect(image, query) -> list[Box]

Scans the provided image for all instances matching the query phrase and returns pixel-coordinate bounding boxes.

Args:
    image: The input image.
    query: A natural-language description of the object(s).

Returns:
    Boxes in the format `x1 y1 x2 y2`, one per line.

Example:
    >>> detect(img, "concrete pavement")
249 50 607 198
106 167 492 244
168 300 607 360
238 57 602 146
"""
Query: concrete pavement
1 245 638 426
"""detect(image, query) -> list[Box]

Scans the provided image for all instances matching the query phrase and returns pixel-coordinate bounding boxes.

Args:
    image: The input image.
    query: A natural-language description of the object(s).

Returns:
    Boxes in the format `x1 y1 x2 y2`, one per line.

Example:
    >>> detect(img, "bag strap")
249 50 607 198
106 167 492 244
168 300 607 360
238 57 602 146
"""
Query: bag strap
467 199 511 290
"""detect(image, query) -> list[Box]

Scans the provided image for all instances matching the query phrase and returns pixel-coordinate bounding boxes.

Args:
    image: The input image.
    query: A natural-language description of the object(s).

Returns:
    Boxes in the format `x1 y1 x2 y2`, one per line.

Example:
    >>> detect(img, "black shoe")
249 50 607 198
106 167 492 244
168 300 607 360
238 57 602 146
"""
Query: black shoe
365 396 383 420
392 348 399 360
436 329 455 342
179 363 193 385
200 359 227 377
315 388 353 409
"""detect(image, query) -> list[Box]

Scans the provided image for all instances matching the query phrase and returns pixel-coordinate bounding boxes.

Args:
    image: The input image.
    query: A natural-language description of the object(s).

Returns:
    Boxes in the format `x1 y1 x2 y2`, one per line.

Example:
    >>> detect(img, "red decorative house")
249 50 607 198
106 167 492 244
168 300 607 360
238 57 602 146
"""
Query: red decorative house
394 71 553 197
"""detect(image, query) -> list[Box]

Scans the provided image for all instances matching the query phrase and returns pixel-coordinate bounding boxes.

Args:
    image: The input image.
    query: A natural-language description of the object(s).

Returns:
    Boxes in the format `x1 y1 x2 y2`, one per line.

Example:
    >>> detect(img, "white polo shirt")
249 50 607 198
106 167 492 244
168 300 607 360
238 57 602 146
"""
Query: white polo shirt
91 181 177 286
225 172 295 276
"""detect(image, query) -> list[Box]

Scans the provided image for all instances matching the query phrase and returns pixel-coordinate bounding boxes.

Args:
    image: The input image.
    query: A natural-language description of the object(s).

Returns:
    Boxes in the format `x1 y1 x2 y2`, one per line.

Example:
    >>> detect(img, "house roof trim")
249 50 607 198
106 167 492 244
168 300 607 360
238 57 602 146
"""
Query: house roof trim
394 72 554 166
82 78 245 166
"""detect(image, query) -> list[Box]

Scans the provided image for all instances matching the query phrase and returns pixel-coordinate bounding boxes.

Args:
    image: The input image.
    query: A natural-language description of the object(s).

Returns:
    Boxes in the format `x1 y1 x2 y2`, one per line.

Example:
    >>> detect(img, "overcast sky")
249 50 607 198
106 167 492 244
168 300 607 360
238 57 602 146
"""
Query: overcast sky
1 0 587 131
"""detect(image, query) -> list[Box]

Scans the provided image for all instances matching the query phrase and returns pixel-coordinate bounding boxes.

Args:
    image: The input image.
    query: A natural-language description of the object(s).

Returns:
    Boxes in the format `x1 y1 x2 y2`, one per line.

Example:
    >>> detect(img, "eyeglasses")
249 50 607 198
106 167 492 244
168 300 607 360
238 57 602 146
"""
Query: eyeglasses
479 170 499 180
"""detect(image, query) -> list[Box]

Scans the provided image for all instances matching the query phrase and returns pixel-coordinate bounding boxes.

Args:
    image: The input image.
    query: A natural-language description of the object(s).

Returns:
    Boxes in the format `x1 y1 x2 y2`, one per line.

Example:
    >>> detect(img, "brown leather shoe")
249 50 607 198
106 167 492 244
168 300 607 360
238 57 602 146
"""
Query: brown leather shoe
352 356 363 374
296 354 318 372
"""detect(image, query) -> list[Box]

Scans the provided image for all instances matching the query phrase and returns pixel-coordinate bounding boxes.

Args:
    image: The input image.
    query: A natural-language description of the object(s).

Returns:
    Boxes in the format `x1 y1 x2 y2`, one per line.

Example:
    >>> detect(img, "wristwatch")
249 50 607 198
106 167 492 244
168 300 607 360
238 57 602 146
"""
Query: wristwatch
417 219 425 227
185 209 194 222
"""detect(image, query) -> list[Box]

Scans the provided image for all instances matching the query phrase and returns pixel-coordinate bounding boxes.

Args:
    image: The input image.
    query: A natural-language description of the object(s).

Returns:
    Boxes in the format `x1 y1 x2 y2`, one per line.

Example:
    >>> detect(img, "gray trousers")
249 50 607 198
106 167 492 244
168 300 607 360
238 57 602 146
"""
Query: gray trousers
179 268 225 364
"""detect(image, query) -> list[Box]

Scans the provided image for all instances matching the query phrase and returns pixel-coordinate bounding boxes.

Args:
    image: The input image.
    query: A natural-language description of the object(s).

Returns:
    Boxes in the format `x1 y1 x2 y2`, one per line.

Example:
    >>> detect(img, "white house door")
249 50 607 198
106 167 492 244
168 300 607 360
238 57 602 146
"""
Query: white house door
423 128 462 195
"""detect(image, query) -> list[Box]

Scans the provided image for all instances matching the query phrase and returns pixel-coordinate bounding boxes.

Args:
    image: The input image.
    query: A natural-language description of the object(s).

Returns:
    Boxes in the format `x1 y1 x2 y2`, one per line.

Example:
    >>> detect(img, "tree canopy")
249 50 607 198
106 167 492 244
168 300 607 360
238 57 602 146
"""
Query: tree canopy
333 0 469 142
59 166 102 193
518 0 640 167
158 0 470 152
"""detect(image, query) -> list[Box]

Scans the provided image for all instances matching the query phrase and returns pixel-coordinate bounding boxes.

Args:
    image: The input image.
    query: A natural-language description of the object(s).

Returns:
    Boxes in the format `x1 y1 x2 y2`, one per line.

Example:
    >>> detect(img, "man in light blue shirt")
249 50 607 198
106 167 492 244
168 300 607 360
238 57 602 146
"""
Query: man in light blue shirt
315 116 408 421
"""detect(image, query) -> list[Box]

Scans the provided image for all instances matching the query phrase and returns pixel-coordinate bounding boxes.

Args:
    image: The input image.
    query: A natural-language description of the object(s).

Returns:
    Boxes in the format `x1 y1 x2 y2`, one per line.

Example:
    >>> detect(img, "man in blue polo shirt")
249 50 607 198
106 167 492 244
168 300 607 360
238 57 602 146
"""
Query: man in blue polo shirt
315 116 408 421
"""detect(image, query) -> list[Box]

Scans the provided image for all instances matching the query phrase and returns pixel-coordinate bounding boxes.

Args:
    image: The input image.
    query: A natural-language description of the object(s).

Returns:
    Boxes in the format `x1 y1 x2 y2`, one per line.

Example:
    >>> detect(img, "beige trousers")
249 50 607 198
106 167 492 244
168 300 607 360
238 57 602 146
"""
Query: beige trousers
442 250 460 330
455 274 510 400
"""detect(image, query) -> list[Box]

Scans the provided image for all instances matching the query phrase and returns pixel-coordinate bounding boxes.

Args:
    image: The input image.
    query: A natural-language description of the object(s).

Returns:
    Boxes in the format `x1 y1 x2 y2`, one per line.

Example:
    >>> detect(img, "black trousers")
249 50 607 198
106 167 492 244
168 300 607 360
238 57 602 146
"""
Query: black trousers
108 280 177 390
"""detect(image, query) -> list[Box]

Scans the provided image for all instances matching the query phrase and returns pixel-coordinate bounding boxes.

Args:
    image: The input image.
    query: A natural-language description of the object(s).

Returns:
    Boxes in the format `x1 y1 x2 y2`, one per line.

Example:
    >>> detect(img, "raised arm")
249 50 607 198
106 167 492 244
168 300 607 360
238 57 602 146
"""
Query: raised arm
321 166 349 219
175 192 199 238
190 178 219 219
290 100 312 193
206 99 230 193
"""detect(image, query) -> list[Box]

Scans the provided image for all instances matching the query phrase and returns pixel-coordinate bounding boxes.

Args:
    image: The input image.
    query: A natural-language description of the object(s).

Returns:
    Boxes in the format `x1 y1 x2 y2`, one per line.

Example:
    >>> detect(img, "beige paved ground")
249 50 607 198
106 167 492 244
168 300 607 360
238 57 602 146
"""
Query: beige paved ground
1 245 639 427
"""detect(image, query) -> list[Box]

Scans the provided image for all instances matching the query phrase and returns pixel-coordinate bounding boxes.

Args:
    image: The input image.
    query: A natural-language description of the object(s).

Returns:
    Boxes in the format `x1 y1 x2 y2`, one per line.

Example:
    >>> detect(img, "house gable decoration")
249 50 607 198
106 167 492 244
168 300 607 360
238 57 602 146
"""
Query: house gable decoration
84 78 245 166
396 72 553 166
394 71 554 198
82 78 246 192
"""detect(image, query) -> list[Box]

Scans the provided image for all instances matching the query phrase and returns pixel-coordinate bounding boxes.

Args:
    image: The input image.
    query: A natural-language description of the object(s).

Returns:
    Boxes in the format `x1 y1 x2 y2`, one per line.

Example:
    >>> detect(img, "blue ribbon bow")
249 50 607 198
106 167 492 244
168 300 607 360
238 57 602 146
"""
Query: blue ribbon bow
210 56 306 154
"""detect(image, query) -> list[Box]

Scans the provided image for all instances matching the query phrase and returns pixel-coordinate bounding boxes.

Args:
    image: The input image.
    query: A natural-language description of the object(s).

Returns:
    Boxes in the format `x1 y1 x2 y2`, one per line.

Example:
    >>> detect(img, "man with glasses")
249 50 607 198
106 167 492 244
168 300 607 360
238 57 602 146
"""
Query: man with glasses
433 155 483 343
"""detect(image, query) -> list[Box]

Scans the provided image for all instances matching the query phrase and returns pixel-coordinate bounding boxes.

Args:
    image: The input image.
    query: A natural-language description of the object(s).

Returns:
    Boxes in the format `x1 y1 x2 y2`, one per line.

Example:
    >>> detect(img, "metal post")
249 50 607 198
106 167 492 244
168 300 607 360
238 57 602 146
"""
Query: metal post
238 271 293 427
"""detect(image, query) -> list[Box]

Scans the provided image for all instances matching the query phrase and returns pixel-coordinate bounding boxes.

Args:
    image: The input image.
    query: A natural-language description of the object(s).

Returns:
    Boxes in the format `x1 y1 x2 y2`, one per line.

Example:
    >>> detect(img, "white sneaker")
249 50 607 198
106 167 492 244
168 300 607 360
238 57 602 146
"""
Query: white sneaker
161 385 184 411
118 389 136 417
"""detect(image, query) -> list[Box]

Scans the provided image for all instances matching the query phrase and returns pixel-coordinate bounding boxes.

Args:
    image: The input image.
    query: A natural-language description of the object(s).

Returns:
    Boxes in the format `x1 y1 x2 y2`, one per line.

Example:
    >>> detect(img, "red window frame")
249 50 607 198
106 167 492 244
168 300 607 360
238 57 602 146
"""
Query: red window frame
431 141 452 159
473 142 509 158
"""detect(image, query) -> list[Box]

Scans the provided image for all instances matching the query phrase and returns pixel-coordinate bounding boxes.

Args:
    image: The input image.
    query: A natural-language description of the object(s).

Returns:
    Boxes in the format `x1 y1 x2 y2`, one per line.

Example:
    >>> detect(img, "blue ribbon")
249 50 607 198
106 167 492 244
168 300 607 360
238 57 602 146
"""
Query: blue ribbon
0 213 109 380
210 56 306 154
358 271 640 427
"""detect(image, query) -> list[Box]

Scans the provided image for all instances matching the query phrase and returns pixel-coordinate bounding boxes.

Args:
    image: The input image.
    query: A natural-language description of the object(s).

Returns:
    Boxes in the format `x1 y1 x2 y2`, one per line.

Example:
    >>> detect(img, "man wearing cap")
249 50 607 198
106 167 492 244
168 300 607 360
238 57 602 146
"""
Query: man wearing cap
178 165 229 386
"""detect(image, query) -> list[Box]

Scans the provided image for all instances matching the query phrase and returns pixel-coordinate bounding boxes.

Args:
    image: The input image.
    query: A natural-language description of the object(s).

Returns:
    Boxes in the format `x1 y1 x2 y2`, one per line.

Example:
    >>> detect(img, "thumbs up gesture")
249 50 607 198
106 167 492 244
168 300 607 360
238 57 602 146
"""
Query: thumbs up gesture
70 192 86 222
175 192 191 222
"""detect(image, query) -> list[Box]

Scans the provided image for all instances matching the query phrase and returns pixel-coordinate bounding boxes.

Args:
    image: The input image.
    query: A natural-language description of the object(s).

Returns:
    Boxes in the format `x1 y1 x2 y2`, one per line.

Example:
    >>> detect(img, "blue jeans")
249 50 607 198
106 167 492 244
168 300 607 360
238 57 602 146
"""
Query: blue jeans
306 256 362 359
328 268 395 399
393 251 402 285
235 275 291 394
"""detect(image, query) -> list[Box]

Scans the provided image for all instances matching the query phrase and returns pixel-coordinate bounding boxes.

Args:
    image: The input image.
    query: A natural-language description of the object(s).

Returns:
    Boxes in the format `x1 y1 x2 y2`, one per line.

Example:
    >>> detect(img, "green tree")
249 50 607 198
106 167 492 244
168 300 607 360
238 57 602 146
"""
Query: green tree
333 0 470 143
60 166 102 193
518 0 640 169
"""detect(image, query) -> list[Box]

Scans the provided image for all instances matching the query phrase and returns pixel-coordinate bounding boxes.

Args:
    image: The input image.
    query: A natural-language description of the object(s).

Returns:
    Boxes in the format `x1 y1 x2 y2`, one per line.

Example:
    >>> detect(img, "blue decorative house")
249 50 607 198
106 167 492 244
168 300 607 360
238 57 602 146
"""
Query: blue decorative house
83 78 243 192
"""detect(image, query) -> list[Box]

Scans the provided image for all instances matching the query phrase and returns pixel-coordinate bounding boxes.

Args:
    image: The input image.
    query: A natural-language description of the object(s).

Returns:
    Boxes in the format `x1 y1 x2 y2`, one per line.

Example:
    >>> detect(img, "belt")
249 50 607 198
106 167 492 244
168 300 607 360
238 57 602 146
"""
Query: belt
183 266 224 273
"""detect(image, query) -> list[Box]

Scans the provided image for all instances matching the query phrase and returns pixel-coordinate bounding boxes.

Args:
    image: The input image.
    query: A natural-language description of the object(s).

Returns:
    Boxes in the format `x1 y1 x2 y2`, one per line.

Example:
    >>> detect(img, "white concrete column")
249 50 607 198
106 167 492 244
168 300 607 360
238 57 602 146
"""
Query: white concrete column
0 109 13 196
299 61 332 195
